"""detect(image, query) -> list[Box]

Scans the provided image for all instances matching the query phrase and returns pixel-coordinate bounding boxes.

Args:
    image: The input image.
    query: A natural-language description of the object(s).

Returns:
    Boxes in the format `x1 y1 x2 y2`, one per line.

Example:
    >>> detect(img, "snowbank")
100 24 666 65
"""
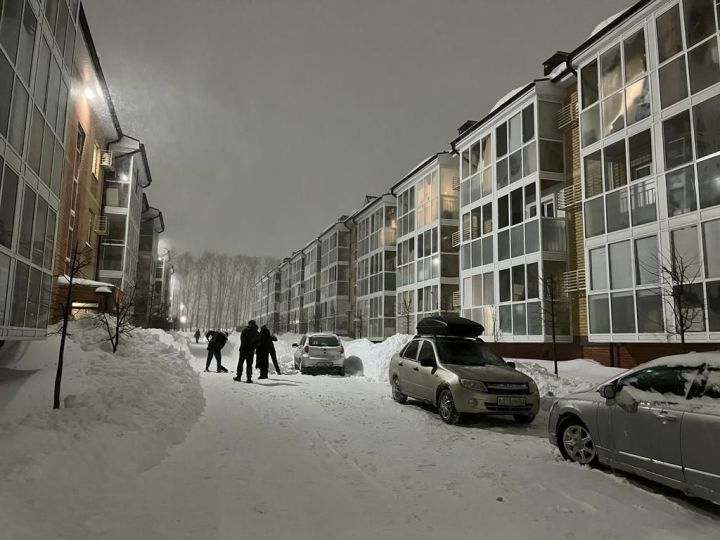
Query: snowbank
344 334 413 382
0 320 204 536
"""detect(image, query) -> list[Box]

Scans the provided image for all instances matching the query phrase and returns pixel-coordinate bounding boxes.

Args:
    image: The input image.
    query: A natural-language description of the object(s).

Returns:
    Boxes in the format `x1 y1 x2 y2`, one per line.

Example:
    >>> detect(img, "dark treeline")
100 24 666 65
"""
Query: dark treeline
173 252 276 331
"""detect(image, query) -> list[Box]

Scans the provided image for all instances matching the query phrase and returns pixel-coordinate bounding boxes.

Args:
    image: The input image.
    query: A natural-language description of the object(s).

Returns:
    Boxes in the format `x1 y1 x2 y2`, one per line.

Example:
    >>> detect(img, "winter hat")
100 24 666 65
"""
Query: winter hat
248 320 257 327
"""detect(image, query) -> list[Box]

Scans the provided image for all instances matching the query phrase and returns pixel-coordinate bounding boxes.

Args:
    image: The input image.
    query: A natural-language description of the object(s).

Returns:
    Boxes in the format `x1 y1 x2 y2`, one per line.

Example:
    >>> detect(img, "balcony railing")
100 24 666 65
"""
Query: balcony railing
441 195 459 219
452 291 461 309
556 101 579 130
558 183 582 210
563 269 586 293
452 176 460 191
451 230 461 248
541 218 567 253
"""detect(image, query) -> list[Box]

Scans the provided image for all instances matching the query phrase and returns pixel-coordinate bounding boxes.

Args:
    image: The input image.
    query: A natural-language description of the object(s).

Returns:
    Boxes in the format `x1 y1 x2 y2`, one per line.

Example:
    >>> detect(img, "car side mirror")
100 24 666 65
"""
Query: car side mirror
507 361 516 369
599 384 617 400
420 358 436 368
292 343 298 348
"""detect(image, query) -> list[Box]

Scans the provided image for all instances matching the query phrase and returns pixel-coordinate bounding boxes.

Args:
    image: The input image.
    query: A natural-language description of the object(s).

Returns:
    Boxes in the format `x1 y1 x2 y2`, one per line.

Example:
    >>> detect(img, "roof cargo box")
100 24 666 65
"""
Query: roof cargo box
416 316 484 337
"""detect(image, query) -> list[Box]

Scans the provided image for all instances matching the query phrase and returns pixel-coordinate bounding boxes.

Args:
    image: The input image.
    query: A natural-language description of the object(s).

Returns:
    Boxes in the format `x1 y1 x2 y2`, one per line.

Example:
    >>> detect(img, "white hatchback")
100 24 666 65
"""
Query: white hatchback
293 333 346 375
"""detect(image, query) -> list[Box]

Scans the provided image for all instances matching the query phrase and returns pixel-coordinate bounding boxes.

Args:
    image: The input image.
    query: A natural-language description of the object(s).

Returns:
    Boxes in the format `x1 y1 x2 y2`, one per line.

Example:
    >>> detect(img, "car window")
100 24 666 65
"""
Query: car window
434 339 507 366
299 336 306 346
401 340 420 360
418 341 436 363
701 369 720 399
309 336 339 346
619 366 699 398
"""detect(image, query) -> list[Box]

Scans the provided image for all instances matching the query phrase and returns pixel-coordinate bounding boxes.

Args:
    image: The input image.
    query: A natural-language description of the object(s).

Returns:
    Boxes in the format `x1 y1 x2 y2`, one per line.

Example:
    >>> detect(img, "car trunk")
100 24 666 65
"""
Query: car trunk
307 338 343 362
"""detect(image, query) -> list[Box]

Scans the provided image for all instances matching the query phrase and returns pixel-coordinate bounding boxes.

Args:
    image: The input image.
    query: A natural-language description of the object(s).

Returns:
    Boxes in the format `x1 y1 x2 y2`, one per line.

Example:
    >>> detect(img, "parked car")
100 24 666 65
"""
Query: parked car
548 352 720 505
293 333 346 375
388 316 540 425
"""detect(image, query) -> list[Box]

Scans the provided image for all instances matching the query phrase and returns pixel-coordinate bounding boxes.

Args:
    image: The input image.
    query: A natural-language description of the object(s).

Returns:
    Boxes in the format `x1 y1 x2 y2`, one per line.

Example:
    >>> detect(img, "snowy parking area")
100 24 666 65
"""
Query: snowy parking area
1 328 719 539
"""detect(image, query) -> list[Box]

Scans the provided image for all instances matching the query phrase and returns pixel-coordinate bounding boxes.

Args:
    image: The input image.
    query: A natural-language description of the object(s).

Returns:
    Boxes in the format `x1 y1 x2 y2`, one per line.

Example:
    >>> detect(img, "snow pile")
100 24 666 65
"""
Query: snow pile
344 334 413 382
514 360 597 397
276 333 302 372
0 320 204 535
490 85 528 113
590 8 629 37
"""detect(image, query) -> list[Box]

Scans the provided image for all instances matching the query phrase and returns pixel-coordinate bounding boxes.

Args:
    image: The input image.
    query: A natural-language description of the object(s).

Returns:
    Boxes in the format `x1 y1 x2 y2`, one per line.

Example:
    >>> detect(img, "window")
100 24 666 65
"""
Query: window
590 247 607 290
697 155 720 209
418 341 436 364
630 178 657 225
636 289 664 333
600 44 622 97
611 291 636 333
496 123 507 158
609 241 632 289
32 197 47 266
628 130 652 180
74 124 85 179
539 140 564 173
606 188 629 232
625 77 650 125
584 197 605 238
18 186 35 259
522 104 534 142
584 151 603 197
512 265 525 301
401 340 420 360
659 56 688 108
683 0 715 47
91 144 101 178
656 5 683 63
604 140 627 191
87 209 94 245
663 111 693 169
708 282 720 331
10 261 29 327
0 252 9 325
581 60 599 108
635 236 659 285
0 164 19 249
687 37 720 94
589 294 610 333
671 226 702 279
693 94 720 159
602 91 624 137
620 366 698 397
499 269 511 302
703 219 720 278
581 105 601 147
666 166 697 216
624 29 647 82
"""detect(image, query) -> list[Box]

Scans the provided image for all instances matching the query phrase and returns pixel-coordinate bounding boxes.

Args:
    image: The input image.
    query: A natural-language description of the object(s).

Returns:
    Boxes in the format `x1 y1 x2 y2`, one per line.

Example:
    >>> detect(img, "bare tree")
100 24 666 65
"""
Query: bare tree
490 305 502 343
398 294 413 334
539 275 562 376
657 250 704 344
97 284 136 353
53 244 95 409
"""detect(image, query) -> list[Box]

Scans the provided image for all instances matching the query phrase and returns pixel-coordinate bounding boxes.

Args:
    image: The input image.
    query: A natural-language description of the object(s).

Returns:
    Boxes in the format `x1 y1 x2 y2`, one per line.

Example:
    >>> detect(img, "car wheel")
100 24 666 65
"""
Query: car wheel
438 388 461 425
559 419 598 466
391 376 407 404
338 367 346 377
513 413 536 424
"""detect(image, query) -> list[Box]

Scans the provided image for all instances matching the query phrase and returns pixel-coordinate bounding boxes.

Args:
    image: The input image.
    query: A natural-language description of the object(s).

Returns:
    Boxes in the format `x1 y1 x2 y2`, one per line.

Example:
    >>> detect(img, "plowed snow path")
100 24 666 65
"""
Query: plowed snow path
94 343 719 540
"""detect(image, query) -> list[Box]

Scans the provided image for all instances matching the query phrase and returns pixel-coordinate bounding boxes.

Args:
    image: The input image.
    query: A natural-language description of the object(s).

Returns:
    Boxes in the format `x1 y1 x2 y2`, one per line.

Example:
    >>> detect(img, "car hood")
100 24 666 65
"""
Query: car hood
558 389 604 403
443 364 533 383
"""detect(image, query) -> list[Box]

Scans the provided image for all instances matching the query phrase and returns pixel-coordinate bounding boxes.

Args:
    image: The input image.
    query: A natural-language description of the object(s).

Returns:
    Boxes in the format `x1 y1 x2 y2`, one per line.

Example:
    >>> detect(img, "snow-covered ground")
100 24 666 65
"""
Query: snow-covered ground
1 328 718 539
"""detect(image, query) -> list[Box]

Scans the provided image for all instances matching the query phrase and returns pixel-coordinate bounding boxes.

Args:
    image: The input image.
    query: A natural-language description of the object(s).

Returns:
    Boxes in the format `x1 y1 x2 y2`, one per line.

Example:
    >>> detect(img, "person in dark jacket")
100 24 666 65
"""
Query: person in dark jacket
204 330 229 372
235 320 260 383
194 329 201 344
256 325 280 379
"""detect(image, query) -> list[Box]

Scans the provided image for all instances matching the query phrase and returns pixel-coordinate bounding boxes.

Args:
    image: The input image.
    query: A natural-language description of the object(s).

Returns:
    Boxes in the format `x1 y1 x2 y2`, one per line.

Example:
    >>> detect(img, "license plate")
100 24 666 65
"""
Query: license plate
318 362 333 367
497 396 525 406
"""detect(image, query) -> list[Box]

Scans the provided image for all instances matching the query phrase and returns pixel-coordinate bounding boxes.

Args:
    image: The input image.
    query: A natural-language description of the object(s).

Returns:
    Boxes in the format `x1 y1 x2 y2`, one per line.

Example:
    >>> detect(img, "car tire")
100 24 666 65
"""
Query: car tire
338 367 346 377
558 418 598 467
438 388 461 425
391 376 407 404
513 413 536 424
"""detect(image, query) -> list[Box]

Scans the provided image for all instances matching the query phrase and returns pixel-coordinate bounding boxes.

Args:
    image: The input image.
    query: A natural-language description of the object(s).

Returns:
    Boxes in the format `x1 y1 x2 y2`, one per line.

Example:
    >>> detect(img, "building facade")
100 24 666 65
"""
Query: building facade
289 250 305 333
453 81 570 342
553 0 720 343
301 239 321 333
351 194 397 340
318 219 351 334
97 136 150 293
133 195 164 326
0 0 79 338
392 153 460 334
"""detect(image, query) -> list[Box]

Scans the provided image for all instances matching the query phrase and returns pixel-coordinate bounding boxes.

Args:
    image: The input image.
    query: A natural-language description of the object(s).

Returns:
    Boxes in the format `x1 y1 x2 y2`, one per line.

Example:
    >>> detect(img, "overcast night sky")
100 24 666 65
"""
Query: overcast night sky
84 0 630 258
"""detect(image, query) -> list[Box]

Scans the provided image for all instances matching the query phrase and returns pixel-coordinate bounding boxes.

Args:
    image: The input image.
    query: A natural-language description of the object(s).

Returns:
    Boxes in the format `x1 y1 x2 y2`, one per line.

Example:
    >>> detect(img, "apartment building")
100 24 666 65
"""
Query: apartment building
51 5 121 320
301 239 321 332
133 195 164 326
452 81 570 342
350 194 397 340
547 0 720 344
391 152 460 334
253 268 280 330
0 0 79 338
276 258 291 332
318 218 351 334
288 250 305 333
97 136 150 293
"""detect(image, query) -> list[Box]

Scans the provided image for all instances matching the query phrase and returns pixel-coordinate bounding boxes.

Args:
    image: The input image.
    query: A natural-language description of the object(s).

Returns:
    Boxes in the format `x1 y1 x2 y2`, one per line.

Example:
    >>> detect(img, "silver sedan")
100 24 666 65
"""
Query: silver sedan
548 353 720 505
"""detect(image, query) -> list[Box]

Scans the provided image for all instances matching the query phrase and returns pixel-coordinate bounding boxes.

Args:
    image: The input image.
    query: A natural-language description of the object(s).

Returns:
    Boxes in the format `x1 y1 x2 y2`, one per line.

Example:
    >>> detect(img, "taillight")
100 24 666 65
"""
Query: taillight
340 346 344 353
303 345 310 354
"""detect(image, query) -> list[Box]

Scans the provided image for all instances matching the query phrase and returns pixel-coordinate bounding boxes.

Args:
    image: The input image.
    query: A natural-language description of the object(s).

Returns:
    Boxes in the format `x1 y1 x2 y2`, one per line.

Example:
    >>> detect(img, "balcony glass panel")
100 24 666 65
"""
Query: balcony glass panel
541 218 566 252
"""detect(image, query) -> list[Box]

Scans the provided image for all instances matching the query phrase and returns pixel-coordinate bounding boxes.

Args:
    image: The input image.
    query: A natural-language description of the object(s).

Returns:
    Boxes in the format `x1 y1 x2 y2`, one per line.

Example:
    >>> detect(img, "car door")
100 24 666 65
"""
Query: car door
610 365 698 484
397 339 421 398
413 340 439 402
681 368 720 500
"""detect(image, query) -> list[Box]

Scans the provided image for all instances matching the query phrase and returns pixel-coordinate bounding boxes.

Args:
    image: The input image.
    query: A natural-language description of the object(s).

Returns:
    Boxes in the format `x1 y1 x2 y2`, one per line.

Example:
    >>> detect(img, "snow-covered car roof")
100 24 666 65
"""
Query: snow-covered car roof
641 351 720 370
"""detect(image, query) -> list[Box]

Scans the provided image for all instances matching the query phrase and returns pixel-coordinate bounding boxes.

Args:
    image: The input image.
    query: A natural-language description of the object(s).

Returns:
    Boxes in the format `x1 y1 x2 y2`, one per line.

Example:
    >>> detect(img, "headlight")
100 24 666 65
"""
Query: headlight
528 380 539 394
460 379 488 392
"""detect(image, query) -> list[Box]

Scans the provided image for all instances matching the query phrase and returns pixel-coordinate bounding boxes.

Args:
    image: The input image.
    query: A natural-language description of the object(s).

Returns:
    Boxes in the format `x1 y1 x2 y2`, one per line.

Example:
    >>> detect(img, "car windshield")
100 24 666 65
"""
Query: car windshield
435 340 507 367
309 336 339 347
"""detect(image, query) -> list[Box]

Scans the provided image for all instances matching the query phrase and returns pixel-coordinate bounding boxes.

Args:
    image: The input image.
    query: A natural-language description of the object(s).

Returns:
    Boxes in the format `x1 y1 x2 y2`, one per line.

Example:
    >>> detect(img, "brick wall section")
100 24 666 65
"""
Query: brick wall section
494 341 720 369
